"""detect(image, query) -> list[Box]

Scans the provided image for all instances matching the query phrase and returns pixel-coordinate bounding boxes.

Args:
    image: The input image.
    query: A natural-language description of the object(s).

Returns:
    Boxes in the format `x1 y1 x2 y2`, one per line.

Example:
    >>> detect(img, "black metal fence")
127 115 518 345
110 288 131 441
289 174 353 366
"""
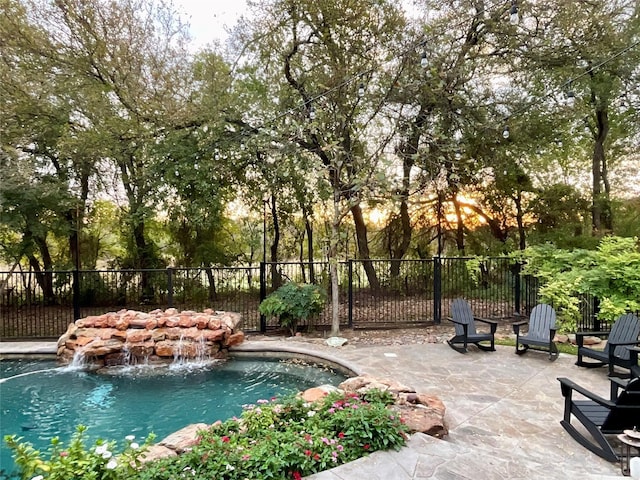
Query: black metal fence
0 257 602 340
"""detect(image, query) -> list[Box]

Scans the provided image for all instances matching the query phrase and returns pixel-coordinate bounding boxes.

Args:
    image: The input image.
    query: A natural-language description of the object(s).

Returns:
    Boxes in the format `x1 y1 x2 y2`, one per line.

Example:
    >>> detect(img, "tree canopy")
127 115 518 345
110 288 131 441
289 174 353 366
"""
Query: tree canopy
1 0 639 278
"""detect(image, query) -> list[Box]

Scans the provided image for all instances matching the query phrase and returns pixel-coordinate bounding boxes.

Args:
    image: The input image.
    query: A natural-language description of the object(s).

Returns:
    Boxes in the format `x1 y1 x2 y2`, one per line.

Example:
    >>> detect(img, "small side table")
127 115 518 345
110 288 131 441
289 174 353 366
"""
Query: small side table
618 434 640 477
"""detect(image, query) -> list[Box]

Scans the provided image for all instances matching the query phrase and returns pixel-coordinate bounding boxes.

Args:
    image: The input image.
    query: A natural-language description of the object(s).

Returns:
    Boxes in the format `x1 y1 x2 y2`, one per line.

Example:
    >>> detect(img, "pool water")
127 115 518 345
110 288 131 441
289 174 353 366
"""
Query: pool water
0 357 347 477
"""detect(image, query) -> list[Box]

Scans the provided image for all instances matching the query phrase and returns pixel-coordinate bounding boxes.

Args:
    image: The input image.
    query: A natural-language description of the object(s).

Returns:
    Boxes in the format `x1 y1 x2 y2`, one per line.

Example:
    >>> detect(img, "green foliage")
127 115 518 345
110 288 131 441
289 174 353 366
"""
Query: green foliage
514 236 640 332
464 257 487 287
132 390 407 480
4 425 154 480
259 283 327 335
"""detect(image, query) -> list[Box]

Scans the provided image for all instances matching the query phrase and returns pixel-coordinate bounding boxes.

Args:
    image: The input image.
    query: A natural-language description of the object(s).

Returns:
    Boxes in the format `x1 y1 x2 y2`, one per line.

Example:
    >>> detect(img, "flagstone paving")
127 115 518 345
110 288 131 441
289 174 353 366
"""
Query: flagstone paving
2 334 628 479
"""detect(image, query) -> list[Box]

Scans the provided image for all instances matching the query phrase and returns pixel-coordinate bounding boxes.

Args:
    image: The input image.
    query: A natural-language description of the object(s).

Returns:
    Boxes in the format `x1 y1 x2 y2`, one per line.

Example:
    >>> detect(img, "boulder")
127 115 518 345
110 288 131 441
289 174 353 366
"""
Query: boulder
140 445 177 464
300 385 340 402
391 404 448 438
159 423 209 453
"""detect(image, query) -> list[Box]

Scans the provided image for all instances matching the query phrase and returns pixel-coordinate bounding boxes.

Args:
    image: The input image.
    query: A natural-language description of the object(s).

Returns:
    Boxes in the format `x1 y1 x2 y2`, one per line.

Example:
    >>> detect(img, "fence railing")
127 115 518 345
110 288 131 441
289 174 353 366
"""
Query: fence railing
0 258 602 339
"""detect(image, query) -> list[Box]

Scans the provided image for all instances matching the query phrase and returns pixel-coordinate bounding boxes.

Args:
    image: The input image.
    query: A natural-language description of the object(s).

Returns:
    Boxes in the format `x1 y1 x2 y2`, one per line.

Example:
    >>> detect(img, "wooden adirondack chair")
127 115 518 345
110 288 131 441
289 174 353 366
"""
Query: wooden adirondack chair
512 304 558 361
558 376 640 462
576 313 640 376
446 298 497 353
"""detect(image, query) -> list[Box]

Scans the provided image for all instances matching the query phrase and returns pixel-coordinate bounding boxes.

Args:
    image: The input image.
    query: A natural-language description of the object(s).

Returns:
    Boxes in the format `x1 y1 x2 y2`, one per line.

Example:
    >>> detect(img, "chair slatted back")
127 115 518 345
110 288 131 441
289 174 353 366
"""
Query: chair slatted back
605 313 640 361
451 299 477 336
528 304 556 341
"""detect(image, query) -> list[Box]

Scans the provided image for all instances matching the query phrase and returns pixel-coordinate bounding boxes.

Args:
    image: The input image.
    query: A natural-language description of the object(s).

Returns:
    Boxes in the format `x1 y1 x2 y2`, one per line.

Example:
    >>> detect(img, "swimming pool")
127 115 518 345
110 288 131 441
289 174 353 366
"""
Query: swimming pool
0 356 348 478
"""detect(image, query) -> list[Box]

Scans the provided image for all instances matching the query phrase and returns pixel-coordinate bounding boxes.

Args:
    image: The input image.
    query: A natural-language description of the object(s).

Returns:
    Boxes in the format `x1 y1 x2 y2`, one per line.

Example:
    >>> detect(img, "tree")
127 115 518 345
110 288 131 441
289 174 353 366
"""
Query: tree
509 0 640 235
232 0 406 333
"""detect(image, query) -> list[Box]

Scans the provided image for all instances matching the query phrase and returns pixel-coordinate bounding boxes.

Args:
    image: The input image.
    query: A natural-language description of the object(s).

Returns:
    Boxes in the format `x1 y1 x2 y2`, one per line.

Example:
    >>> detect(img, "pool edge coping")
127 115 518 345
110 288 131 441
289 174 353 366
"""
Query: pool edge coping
0 340 363 378
230 341 363 377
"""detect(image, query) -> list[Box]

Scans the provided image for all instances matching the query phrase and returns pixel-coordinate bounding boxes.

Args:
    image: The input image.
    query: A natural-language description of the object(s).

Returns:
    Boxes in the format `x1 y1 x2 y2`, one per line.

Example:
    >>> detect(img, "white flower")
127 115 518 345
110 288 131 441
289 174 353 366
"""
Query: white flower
95 444 108 455
307 410 316 417
106 458 118 470
125 435 136 441
226 464 235 471
130 442 140 450
31 476 44 480
102 450 113 459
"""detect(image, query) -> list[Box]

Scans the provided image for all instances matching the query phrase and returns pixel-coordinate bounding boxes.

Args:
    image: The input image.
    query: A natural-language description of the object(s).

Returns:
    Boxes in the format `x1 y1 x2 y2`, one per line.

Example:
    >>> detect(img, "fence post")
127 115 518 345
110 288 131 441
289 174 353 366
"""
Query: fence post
348 260 353 329
73 269 81 320
514 262 522 316
433 256 442 324
259 261 267 333
167 267 174 308
592 297 600 331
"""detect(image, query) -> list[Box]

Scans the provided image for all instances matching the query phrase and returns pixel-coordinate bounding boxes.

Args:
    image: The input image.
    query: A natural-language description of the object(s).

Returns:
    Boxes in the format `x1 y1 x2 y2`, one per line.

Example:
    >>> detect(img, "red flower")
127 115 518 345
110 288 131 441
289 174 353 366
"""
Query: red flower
60 451 69 457
338 432 345 439
304 449 312 456
314 453 320 460
292 472 302 480
363 444 370 450
221 436 230 443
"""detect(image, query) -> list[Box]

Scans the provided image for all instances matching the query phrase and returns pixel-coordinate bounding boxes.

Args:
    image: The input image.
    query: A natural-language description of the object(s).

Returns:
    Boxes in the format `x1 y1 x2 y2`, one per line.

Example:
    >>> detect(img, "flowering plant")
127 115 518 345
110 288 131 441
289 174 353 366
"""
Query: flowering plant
4 425 154 480
6 390 407 480
133 389 408 480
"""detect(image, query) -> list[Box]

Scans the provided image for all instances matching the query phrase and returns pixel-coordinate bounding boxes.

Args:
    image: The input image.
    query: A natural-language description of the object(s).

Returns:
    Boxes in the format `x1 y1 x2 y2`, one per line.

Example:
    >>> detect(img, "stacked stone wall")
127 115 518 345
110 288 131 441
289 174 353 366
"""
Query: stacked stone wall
57 308 244 366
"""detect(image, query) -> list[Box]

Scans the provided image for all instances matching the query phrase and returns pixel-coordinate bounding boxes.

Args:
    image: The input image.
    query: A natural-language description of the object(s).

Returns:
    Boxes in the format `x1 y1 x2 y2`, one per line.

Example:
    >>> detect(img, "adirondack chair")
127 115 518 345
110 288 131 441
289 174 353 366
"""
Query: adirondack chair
512 304 558 361
558 376 640 462
576 313 640 376
446 298 497 353
610 348 640 400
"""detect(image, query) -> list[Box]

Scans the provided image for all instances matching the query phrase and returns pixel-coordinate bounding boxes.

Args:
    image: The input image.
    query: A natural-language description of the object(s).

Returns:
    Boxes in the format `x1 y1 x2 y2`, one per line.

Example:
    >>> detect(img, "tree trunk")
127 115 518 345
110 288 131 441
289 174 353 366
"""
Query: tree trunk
32 233 56 304
452 193 465 254
131 221 153 303
269 195 282 289
330 193 341 336
205 267 217 302
514 190 526 250
27 253 55 305
389 199 412 278
350 203 380 291
436 192 444 255
305 215 315 284
591 106 612 233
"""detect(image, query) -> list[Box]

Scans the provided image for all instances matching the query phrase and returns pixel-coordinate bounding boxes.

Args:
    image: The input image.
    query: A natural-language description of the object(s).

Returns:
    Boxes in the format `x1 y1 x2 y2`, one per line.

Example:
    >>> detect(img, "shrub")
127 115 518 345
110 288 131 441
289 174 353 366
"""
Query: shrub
132 389 408 480
513 236 640 332
4 425 154 480
5 390 407 480
258 282 327 336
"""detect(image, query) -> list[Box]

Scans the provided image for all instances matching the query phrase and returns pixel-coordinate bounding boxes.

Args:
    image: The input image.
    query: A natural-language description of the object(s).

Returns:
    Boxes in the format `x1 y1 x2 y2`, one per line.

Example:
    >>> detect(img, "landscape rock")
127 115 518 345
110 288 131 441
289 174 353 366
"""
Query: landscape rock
300 384 340 402
339 374 447 438
56 310 244 365
159 423 209 453
325 336 349 347
140 445 178 464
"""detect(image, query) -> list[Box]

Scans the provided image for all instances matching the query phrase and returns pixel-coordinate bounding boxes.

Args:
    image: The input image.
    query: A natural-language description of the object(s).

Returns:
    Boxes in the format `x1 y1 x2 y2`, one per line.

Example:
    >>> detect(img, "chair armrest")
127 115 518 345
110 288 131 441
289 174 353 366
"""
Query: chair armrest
474 317 498 326
446 316 463 326
576 330 611 337
474 317 498 334
607 340 640 347
557 377 613 408
512 320 527 334
575 330 611 347
629 346 640 365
